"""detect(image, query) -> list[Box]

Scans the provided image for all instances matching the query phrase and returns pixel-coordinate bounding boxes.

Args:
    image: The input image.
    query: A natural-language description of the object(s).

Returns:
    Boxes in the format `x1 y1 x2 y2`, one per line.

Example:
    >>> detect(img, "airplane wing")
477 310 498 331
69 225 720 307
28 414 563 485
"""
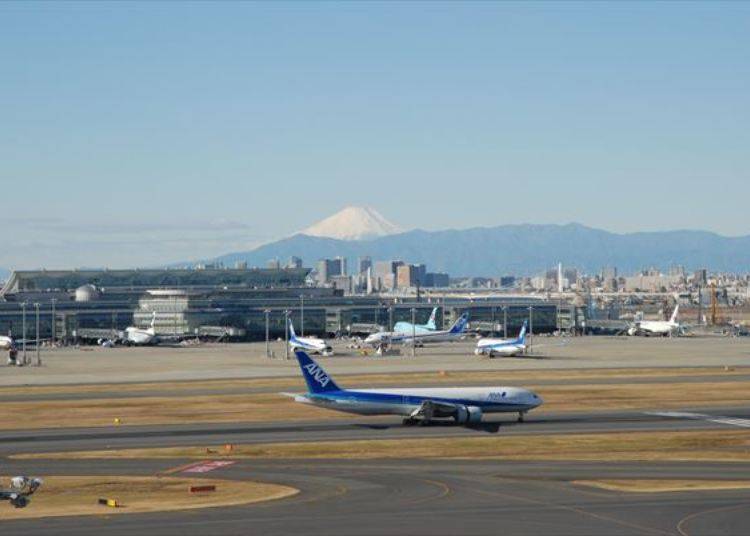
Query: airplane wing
409 399 461 420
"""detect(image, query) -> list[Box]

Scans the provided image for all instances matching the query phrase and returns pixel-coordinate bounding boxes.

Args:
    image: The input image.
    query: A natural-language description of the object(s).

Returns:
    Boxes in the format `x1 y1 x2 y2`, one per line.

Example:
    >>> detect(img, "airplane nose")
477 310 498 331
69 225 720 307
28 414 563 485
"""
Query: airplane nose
531 392 543 407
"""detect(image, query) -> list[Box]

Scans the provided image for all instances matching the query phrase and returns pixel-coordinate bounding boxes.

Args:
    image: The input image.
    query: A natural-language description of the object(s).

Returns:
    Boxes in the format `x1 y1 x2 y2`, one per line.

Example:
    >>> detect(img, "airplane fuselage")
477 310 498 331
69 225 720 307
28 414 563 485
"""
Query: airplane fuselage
295 386 541 417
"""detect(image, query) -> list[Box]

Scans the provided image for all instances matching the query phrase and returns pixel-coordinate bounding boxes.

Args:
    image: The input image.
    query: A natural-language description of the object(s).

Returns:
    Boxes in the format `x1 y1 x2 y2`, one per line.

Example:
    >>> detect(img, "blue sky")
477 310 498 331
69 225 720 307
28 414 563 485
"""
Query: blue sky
1 2 748 268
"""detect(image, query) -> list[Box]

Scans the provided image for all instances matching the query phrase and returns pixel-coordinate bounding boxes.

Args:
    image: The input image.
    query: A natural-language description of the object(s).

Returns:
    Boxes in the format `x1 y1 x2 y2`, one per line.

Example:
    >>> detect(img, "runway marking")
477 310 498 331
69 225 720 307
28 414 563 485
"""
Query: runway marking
181 460 236 473
402 478 452 506
464 478 673 536
676 502 750 536
646 411 750 429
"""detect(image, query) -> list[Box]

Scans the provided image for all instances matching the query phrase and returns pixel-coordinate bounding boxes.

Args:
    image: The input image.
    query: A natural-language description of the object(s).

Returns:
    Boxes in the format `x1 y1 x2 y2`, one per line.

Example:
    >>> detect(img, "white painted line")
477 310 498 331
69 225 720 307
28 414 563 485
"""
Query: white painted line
646 411 750 429
182 460 236 473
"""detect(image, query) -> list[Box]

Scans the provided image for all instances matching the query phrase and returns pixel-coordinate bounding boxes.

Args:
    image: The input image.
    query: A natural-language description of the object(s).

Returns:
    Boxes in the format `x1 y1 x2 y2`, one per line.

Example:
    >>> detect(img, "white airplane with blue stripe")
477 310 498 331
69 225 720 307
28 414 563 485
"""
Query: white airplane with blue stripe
364 313 469 348
393 307 438 335
288 350 543 425
475 321 527 357
288 320 333 356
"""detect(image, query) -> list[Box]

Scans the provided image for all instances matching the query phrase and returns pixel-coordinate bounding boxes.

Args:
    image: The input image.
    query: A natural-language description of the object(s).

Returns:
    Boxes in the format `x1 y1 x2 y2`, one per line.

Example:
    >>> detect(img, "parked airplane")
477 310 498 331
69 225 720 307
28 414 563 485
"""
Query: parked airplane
0 476 42 508
475 321 527 357
628 305 681 336
123 312 157 345
393 307 438 335
0 336 15 351
364 313 469 348
286 350 542 424
288 320 333 356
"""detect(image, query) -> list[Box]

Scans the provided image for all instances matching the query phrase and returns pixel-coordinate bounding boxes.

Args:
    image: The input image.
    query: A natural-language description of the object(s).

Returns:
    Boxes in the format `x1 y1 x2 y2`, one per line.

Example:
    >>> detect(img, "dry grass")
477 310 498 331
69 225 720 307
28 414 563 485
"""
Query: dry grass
0 475 297 519
574 479 750 493
14 430 750 463
2 380 750 430
0 366 744 397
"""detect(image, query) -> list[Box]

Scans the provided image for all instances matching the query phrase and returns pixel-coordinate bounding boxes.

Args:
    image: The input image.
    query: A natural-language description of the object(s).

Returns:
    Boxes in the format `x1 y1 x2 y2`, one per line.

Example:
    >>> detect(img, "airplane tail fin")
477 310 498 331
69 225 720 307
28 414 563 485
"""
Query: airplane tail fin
516 320 527 344
449 313 469 334
670 304 680 323
426 307 438 330
150 311 157 329
294 351 341 393
288 318 297 340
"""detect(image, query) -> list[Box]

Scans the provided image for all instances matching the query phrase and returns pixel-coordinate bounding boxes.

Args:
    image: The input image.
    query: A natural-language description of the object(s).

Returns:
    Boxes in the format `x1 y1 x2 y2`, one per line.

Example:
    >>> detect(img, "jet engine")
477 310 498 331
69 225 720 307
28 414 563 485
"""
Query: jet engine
454 405 483 424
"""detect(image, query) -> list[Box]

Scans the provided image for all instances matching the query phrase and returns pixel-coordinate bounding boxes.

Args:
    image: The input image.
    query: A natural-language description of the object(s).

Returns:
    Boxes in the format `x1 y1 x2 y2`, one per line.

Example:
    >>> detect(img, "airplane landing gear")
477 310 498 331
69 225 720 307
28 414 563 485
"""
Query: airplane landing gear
517 412 526 423
402 418 418 426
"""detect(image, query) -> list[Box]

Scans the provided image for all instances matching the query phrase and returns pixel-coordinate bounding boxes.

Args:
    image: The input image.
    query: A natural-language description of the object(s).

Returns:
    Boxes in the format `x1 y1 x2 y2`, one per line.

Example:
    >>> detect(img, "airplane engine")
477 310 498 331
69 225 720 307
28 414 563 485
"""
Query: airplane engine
454 405 483 424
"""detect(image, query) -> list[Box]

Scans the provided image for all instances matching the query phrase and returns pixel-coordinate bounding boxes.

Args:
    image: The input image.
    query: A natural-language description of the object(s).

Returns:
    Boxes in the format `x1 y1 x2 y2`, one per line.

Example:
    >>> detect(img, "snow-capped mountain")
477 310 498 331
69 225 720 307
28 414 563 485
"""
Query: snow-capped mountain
301 206 401 241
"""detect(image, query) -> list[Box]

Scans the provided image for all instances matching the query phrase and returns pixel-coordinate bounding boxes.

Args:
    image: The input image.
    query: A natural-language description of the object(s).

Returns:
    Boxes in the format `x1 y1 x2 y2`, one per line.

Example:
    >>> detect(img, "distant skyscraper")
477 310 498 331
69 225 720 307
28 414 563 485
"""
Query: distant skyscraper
287 256 303 269
358 256 372 275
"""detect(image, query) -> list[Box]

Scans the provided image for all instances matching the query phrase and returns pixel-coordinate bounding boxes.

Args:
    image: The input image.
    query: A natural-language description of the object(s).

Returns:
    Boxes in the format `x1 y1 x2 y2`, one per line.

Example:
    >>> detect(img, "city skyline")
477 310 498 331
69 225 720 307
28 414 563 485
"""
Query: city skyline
2 2 749 268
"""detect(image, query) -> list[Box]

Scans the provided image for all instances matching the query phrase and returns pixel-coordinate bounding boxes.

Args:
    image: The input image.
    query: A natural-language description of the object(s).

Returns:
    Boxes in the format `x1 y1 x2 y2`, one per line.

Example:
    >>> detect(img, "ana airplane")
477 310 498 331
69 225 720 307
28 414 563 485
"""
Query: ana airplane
393 307 438 335
364 313 469 348
628 305 681 336
475 321 527 357
288 320 333 356
287 350 542 425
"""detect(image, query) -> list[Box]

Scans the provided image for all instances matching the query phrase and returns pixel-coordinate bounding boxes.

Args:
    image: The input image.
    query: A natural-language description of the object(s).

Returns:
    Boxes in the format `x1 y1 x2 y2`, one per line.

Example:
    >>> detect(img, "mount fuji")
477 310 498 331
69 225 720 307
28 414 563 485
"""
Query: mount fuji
301 206 401 241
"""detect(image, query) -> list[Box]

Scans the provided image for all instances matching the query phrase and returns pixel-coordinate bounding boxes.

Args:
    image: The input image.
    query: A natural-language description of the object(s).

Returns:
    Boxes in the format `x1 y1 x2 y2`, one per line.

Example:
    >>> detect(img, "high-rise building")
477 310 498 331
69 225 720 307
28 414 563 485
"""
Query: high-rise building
286 256 303 269
267 258 281 270
357 256 372 275
374 260 403 290
316 258 344 284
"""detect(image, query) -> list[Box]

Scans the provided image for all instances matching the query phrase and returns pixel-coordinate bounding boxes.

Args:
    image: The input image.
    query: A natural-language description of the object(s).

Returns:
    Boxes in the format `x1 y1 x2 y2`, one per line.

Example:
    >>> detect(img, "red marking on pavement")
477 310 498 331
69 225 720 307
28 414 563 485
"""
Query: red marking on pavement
181 460 236 474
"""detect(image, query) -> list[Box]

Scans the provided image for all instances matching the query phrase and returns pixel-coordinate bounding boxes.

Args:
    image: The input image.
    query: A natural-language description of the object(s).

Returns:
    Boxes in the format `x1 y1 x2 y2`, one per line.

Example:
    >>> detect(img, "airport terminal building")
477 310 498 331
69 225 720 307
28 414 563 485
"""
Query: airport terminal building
0 268 572 343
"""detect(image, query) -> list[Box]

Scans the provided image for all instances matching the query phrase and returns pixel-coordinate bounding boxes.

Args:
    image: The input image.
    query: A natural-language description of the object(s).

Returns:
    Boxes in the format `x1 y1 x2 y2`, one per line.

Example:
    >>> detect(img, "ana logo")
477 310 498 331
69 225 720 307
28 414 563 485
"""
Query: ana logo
304 363 330 387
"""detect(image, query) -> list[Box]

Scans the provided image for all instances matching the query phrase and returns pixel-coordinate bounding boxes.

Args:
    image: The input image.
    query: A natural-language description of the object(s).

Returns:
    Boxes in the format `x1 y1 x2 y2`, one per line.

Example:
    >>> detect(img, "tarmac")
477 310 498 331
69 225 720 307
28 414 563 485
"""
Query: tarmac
2 335 750 386
1 337 750 534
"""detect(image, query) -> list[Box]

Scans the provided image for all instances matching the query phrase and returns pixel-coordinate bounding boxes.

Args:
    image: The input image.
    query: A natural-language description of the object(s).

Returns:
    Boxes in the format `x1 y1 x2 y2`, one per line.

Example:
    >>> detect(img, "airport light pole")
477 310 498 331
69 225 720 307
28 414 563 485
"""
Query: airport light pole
389 306 394 332
411 307 416 358
300 294 304 336
50 298 56 345
527 306 534 353
284 310 290 360
491 306 495 336
34 303 41 366
264 309 271 358
20 302 27 365
502 306 508 338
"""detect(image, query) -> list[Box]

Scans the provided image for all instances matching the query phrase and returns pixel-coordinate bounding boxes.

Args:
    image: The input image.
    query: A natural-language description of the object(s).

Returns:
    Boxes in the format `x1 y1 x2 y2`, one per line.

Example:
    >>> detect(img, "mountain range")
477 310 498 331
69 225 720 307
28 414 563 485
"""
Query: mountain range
210 222 750 276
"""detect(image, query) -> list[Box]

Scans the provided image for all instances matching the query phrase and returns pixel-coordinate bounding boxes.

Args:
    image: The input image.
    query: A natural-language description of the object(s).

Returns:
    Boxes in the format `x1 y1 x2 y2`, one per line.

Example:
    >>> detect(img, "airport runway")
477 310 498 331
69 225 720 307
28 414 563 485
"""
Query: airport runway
2 406 750 456
2 456 750 535
2 408 750 534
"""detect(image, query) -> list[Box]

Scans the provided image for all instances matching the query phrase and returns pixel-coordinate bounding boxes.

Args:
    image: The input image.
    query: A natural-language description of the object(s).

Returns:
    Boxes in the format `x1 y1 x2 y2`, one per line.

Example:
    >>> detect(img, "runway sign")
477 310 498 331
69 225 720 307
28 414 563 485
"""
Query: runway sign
181 460 236 473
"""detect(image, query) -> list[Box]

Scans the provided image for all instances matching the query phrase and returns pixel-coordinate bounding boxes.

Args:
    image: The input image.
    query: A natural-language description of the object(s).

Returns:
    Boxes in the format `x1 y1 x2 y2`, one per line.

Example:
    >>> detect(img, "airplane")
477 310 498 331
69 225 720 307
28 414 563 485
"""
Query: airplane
364 313 469 348
0 336 15 351
393 307 438 335
288 320 333 356
0 476 43 508
123 312 157 345
475 321 527 357
286 350 543 425
627 305 681 336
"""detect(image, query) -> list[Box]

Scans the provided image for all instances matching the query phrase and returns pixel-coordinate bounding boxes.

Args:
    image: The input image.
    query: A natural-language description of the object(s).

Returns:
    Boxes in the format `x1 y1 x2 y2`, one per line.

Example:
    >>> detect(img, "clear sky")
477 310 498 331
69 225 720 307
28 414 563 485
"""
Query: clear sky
1 1 748 269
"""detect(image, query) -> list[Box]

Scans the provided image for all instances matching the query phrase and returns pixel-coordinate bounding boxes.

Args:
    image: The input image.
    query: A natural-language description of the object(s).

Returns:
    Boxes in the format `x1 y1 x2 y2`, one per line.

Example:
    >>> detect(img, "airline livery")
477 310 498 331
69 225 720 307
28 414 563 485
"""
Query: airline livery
475 321 528 357
288 320 333 356
393 307 439 335
287 350 542 425
365 313 469 348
